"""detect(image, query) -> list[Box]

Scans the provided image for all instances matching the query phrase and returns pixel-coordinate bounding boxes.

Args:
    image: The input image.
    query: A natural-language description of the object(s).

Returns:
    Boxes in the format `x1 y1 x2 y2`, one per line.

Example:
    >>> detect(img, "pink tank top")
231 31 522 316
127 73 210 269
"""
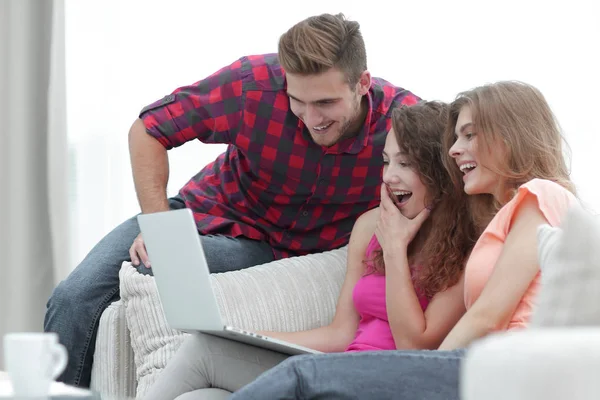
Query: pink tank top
345 234 430 352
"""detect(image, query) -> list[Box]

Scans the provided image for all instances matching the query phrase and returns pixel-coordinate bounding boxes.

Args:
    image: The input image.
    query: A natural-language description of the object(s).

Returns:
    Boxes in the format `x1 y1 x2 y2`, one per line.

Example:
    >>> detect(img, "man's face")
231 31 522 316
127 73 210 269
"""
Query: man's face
286 68 371 147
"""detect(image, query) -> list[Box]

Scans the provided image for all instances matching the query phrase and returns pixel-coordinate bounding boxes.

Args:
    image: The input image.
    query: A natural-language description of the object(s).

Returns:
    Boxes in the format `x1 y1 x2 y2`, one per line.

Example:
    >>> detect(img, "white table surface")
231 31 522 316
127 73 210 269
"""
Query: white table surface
0 370 91 397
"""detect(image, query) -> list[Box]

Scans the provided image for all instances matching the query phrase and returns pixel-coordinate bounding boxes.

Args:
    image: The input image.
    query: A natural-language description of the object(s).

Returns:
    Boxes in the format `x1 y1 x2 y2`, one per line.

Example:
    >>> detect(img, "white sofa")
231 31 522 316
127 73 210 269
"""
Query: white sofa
89 207 600 399
90 246 349 399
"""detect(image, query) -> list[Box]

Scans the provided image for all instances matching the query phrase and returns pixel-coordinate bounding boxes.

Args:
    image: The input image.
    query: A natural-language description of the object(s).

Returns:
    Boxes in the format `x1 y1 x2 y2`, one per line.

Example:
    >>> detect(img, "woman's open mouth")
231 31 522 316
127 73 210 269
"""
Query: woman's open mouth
459 162 477 180
389 189 412 207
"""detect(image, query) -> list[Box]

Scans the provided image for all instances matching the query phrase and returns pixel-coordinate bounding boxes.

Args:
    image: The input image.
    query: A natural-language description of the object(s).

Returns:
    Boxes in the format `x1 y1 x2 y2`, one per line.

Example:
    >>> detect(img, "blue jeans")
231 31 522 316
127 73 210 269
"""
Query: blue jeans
231 349 466 400
44 196 275 387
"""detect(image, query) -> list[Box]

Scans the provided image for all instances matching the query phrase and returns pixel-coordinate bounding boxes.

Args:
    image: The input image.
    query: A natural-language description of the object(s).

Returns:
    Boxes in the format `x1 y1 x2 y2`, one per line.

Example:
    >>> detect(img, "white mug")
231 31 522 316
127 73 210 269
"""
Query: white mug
3 332 68 398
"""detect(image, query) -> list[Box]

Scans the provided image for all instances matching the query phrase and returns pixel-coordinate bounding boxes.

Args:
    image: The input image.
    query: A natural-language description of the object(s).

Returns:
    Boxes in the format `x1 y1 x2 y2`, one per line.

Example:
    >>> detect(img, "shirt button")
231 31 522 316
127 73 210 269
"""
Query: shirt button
318 178 326 186
302 211 309 217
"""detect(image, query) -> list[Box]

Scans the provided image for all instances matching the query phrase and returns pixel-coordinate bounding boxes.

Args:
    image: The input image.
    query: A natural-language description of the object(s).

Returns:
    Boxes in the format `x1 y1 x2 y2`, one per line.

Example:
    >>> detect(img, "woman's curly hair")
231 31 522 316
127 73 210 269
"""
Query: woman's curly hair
371 101 478 298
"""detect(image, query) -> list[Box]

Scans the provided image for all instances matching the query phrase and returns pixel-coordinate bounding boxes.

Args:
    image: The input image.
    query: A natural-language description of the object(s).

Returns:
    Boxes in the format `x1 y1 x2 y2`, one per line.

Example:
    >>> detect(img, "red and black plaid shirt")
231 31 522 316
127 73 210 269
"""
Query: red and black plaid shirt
139 54 420 259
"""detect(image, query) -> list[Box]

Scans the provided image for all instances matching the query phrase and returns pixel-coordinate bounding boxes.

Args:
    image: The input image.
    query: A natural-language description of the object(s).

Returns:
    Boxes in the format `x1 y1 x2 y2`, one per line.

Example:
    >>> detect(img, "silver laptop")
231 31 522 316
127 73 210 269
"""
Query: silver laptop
137 208 321 356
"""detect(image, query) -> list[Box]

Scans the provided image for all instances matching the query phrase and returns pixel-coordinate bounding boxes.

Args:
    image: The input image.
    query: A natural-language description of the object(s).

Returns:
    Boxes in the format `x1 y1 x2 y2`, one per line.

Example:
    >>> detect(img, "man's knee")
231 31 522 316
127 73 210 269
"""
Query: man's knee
45 269 119 319
45 278 86 331
47 278 79 312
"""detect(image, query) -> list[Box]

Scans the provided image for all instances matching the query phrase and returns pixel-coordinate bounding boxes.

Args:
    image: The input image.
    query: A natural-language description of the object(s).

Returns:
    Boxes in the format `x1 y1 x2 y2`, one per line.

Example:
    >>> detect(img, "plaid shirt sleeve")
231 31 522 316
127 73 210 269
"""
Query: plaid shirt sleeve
138 58 245 149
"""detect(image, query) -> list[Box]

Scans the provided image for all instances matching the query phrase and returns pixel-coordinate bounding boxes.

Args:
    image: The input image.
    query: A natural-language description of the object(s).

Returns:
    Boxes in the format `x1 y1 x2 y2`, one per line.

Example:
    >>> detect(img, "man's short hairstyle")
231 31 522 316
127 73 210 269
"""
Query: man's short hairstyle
278 13 367 86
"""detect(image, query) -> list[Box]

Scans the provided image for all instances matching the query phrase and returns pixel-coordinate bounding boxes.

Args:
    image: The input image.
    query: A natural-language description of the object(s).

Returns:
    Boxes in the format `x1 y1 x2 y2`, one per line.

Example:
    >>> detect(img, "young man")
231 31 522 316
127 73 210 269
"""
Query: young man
44 13 420 387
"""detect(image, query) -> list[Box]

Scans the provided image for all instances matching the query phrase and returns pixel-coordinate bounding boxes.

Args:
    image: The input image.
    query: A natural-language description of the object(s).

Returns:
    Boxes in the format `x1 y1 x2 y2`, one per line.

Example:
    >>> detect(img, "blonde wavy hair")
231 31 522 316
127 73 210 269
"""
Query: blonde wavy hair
442 81 576 230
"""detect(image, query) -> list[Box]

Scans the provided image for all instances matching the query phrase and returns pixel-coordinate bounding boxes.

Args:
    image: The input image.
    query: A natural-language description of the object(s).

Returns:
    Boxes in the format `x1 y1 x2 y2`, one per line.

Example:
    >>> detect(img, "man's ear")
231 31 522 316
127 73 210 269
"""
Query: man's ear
356 70 371 95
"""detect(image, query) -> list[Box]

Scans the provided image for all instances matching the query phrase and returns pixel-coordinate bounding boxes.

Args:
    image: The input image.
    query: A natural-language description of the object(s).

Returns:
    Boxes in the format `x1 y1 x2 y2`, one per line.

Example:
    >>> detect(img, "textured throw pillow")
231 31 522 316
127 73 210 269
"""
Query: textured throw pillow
532 205 600 327
119 246 348 399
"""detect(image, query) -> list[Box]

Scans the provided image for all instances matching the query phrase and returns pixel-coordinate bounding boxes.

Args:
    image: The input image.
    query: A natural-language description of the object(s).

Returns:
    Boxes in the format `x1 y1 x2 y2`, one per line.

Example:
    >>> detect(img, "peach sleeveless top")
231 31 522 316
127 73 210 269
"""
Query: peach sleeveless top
464 179 578 330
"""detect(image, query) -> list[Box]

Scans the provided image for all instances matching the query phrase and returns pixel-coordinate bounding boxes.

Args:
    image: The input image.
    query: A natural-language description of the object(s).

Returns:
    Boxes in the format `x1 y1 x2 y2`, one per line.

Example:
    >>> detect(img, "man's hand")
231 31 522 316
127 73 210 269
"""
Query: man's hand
129 233 151 268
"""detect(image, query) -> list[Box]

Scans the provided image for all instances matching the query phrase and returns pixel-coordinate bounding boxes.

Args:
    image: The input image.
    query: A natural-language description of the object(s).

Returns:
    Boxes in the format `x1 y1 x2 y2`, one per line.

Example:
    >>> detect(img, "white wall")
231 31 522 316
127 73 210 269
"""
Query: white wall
65 0 600 271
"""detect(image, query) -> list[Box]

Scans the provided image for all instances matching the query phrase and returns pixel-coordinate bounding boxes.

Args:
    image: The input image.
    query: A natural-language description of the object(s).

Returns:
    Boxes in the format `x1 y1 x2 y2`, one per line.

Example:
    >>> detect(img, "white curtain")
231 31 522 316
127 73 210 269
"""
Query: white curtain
0 0 68 369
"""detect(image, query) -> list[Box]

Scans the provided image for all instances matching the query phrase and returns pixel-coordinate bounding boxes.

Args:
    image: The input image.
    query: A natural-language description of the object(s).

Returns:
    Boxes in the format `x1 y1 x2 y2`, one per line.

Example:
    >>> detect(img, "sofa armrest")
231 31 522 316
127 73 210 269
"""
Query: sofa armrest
90 300 136 398
461 327 600 400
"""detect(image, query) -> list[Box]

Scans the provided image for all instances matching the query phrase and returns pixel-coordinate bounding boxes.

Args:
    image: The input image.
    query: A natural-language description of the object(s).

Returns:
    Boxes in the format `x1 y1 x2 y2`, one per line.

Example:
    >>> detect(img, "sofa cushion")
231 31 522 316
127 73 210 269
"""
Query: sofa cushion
532 205 600 327
119 246 347 399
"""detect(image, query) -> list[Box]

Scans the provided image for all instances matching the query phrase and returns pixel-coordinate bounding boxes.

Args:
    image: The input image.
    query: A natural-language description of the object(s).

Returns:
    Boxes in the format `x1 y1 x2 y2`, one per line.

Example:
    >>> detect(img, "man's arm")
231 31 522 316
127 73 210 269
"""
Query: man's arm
129 56 249 266
138 57 246 150
131 57 246 212
127 118 171 267
128 118 171 214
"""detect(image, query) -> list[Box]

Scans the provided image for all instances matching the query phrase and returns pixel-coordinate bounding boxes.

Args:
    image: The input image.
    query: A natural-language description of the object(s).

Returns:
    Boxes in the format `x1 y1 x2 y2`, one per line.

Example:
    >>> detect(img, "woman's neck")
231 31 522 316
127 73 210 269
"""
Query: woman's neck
407 218 432 264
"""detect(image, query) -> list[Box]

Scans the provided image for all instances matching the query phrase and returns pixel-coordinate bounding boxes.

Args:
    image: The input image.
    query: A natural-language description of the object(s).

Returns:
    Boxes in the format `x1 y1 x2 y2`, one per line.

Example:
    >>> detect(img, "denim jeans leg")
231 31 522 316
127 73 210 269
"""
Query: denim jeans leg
200 234 276 273
232 349 466 400
43 197 187 387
